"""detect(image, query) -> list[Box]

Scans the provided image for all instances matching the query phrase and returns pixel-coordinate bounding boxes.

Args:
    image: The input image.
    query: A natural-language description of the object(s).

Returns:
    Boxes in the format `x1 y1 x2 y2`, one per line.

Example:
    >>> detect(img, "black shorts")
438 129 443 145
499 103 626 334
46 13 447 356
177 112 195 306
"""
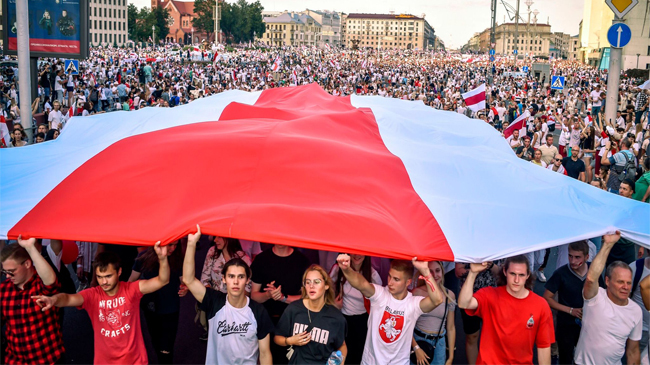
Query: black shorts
66 86 74 92
460 306 482 335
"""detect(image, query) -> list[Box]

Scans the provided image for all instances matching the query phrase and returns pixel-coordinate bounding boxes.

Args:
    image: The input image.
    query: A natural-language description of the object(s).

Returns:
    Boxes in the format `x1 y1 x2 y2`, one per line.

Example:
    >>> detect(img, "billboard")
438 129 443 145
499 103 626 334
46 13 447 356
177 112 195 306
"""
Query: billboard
2 0 89 58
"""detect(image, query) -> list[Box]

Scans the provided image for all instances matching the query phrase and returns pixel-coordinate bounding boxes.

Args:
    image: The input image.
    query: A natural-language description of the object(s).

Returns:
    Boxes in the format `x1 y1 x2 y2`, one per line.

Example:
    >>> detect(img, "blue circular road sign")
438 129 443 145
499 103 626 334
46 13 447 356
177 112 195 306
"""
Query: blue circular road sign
607 23 632 48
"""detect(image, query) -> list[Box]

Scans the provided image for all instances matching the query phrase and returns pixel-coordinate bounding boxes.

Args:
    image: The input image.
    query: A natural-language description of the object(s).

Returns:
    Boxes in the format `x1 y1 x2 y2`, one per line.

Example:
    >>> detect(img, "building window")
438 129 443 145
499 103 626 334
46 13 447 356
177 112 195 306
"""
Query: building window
118 22 121 30
114 21 116 30
647 46 650 56
99 33 102 42
104 21 107 29
94 33 97 42
109 22 112 30
104 8 106 17
93 7 96 16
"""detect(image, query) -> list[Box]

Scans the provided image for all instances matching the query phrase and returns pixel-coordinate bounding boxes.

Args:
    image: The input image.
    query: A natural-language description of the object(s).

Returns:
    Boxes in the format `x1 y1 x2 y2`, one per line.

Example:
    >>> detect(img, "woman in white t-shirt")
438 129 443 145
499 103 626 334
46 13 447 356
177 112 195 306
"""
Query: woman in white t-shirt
330 255 382 364
411 261 457 365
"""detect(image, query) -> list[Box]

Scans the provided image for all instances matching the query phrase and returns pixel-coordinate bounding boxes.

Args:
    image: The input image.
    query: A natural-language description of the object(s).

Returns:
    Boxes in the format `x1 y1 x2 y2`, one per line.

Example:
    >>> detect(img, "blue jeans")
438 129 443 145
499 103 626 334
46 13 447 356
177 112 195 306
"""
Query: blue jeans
412 329 446 365
592 106 601 124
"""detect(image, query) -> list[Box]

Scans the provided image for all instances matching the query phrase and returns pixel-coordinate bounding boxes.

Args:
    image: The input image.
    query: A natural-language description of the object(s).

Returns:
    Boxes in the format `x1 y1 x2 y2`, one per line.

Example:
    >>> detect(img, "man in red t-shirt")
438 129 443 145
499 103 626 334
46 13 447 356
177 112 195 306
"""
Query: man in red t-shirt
33 242 170 364
458 255 555 365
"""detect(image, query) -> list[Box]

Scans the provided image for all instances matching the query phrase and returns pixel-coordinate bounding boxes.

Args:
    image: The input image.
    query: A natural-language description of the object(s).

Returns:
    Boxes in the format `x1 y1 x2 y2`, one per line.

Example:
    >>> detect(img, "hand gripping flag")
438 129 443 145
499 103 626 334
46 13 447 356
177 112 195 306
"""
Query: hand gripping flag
461 84 486 113
1 84 648 262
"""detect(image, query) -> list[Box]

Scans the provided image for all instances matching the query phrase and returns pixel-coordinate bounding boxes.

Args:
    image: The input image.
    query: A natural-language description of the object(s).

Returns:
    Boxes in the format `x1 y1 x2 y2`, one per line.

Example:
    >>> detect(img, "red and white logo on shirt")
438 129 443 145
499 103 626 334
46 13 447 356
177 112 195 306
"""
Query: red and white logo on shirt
378 307 404 343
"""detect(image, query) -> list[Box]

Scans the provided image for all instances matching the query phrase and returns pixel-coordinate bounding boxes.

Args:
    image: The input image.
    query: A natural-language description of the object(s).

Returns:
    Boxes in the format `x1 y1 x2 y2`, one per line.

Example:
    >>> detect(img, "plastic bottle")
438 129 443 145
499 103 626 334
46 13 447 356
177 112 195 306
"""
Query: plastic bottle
326 350 343 365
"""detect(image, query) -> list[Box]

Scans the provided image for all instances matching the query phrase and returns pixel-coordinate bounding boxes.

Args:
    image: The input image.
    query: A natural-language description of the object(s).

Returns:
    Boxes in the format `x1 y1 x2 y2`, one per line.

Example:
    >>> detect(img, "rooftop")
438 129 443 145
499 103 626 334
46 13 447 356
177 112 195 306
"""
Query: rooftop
346 13 424 20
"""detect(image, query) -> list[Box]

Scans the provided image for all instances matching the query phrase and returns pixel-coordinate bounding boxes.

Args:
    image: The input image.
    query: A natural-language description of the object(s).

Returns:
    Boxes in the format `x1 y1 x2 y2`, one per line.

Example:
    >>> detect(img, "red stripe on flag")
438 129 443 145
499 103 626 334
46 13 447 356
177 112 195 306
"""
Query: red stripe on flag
9 84 452 261
464 92 485 107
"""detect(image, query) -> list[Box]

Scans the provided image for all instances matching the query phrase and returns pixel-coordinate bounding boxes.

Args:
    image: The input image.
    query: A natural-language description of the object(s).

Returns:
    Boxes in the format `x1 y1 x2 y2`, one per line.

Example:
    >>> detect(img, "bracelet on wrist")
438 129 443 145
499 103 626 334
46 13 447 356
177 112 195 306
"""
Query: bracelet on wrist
569 307 573 315
413 345 421 351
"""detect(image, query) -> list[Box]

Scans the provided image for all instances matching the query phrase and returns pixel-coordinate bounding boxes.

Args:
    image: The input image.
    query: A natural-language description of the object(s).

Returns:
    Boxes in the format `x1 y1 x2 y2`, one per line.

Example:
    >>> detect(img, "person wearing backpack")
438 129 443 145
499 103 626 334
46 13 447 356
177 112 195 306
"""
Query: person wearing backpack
601 138 636 194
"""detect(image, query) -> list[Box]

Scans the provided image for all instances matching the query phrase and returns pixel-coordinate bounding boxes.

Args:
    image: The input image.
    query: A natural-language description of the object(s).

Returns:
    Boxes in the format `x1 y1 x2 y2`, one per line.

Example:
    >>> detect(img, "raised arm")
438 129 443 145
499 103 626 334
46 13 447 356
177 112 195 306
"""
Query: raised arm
584 231 620 300
138 241 170 295
413 258 444 313
336 254 375 298
33 292 84 310
182 225 206 303
458 262 490 310
17 235 56 286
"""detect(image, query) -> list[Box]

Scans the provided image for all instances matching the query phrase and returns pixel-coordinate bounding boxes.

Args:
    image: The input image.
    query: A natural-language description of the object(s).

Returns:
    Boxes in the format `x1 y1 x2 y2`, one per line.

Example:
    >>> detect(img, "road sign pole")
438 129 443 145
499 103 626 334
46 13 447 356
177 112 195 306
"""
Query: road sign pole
16 0 33 140
605 19 623 127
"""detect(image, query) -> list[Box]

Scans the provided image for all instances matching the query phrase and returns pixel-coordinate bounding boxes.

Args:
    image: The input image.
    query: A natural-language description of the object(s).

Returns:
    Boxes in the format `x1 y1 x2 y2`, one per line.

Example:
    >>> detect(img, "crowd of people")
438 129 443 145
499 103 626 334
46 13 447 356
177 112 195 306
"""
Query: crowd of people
1 43 649 365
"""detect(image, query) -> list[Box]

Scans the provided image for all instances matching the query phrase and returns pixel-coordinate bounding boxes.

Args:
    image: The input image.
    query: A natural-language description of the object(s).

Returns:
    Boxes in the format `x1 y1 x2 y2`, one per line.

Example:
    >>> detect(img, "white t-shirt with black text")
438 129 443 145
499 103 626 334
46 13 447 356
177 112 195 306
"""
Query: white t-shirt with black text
198 289 274 365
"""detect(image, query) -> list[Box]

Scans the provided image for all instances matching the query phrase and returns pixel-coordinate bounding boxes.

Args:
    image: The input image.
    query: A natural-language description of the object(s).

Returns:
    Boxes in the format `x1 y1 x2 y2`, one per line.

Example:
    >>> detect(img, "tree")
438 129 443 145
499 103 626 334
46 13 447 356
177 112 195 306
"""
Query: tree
127 4 140 41
126 5 170 43
211 0 264 44
149 6 171 42
191 0 214 42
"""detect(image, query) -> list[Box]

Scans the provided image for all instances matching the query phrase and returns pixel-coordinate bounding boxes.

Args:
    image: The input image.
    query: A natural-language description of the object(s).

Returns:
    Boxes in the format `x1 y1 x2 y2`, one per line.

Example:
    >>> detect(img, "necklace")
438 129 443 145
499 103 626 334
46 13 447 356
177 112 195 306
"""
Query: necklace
306 300 324 324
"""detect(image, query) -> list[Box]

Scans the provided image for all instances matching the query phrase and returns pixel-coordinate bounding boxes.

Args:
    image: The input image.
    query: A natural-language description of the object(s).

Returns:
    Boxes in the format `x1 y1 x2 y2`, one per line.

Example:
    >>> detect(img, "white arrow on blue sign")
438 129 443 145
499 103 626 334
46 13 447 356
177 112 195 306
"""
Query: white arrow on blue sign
513 49 518 55
489 49 495 55
523 66 529 73
607 23 632 48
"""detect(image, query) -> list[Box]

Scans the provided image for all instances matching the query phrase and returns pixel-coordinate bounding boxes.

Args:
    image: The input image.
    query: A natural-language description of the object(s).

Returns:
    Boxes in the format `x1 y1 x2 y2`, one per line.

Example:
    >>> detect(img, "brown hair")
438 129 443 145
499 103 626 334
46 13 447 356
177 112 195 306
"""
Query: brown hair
0 244 30 263
497 255 533 290
390 260 414 279
300 264 336 306
568 240 589 256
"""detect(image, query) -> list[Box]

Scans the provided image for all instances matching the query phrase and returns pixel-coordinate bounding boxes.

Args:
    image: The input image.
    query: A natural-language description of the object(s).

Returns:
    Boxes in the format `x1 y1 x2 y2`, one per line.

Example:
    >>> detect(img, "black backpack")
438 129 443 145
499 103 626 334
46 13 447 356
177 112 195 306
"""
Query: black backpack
616 151 636 182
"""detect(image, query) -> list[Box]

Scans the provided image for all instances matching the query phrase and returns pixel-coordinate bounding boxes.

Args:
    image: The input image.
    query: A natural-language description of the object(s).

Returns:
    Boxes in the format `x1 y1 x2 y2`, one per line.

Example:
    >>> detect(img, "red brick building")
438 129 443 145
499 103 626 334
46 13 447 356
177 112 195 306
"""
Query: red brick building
151 0 211 44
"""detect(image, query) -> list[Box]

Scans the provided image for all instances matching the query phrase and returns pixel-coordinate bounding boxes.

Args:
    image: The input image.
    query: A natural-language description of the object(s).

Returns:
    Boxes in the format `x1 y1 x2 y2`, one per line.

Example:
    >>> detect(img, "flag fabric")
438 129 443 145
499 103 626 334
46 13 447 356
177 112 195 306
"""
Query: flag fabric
461 84 486 112
0 84 647 262
212 51 219 66
271 57 282 72
503 110 530 139
0 116 10 147
67 103 76 119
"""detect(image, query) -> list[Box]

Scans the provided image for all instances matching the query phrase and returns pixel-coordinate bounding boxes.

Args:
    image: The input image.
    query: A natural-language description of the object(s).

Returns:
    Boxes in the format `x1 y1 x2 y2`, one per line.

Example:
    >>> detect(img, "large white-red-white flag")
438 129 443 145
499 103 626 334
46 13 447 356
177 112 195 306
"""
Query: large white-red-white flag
503 110 531 139
461 84 486 112
0 84 647 262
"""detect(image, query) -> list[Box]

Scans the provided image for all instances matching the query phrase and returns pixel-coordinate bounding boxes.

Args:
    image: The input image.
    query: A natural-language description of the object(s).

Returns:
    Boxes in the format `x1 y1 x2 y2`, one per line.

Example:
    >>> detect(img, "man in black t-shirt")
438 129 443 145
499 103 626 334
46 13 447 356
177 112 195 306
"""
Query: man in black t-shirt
543 241 590 365
562 144 586 181
250 244 310 364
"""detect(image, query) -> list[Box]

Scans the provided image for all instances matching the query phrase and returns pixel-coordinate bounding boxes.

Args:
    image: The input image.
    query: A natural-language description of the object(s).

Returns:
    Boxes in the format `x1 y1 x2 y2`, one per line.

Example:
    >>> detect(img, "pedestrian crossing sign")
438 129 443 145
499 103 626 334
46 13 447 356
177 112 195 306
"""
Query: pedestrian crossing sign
64 60 79 75
551 76 565 90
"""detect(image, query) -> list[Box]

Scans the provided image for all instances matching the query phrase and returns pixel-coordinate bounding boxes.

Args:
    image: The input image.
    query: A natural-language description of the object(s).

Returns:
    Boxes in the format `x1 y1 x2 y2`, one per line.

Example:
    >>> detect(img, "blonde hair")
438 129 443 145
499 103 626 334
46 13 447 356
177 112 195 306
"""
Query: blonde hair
417 261 456 305
300 264 336 306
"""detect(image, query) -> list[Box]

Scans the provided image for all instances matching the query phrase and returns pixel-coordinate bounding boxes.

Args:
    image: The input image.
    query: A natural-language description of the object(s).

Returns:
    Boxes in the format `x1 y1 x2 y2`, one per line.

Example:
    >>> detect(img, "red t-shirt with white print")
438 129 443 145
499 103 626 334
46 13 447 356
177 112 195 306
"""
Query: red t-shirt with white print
79 280 147 364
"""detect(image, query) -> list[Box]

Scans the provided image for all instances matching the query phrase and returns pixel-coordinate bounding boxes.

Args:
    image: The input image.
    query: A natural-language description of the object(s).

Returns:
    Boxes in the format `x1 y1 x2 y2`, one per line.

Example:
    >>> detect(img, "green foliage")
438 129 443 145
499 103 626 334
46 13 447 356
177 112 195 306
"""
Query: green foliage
625 69 650 80
191 0 214 41
127 5 170 43
193 0 265 44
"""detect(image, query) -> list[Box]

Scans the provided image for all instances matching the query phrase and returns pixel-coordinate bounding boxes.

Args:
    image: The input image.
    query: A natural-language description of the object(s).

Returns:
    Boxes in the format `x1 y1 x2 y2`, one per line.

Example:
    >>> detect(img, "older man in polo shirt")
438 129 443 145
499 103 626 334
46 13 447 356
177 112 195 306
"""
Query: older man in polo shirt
538 134 559 166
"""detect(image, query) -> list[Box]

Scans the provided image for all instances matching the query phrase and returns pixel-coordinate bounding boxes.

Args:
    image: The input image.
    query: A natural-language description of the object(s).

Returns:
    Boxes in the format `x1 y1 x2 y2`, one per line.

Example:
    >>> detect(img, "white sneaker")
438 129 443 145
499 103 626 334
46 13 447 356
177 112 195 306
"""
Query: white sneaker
537 271 547 282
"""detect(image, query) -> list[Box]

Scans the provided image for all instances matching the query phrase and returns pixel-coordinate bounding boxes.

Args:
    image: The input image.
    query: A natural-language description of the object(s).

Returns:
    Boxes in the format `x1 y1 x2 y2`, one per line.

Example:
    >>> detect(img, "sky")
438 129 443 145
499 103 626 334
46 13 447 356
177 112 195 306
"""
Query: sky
130 0 585 49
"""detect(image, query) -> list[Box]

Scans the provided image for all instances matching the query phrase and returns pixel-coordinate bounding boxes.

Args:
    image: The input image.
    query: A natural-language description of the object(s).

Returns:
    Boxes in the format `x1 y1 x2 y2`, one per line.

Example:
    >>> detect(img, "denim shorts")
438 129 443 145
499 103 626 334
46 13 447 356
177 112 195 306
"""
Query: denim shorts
412 329 447 365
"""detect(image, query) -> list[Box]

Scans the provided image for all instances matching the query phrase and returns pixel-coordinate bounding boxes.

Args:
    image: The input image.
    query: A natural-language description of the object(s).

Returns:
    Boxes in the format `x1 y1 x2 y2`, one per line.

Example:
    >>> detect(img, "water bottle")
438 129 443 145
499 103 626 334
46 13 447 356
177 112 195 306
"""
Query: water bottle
326 350 343 365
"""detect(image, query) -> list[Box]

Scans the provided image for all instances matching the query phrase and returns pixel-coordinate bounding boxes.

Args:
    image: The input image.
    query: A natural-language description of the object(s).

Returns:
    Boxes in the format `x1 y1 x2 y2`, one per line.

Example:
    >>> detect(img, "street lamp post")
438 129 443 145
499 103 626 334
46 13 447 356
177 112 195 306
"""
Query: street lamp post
192 28 195 44
637 54 641 69
152 25 155 45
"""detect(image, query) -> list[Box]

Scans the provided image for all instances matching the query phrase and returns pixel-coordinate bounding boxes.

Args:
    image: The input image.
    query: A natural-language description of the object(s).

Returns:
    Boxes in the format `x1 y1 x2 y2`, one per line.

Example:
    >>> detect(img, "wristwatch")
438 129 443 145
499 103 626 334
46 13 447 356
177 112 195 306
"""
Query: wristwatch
281 295 287 303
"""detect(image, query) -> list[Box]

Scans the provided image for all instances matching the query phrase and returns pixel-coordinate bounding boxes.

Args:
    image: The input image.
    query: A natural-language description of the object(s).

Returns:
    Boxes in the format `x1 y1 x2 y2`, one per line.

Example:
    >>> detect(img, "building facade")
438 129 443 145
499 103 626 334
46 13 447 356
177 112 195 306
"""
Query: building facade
569 35 580 60
344 13 435 50
550 32 571 59
303 10 342 47
580 0 650 69
492 23 553 57
257 12 322 47
152 0 210 44
89 0 128 46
